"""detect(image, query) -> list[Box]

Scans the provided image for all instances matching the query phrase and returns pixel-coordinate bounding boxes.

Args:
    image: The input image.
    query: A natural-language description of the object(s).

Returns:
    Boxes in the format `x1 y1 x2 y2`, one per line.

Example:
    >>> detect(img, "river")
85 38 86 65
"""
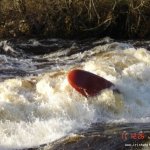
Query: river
0 37 150 150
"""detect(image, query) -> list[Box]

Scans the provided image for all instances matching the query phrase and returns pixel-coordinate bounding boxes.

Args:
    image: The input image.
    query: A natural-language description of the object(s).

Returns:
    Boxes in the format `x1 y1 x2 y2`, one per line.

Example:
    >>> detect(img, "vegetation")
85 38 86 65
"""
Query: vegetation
0 0 150 39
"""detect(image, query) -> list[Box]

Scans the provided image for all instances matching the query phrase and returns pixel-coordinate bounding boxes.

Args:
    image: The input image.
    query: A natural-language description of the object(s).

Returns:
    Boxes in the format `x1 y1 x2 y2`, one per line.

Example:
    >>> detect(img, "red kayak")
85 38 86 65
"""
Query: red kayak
67 69 116 97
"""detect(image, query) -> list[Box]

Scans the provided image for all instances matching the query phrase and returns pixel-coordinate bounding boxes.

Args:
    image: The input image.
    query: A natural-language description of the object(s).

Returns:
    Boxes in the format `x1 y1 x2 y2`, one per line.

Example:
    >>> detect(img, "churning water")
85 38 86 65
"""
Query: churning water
0 37 150 149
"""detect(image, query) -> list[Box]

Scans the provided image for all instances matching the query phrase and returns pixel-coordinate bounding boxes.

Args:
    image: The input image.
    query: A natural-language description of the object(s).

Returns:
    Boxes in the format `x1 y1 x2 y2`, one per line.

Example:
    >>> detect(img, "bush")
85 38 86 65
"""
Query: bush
0 0 150 39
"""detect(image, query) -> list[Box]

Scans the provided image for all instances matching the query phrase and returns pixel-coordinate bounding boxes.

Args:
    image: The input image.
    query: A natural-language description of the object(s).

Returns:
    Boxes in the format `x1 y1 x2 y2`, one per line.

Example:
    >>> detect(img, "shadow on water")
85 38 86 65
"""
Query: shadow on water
0 37 114 57
0 37 114 79
25 123 150 150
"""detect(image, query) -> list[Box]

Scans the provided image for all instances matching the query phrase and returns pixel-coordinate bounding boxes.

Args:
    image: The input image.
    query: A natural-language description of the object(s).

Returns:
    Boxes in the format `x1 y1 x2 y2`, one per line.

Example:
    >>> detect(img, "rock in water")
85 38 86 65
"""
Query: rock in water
67 69 115 97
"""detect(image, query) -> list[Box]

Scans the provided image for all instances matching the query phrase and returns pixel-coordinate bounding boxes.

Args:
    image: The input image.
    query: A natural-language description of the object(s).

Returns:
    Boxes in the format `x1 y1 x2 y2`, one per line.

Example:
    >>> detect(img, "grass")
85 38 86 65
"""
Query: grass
0 0 150 39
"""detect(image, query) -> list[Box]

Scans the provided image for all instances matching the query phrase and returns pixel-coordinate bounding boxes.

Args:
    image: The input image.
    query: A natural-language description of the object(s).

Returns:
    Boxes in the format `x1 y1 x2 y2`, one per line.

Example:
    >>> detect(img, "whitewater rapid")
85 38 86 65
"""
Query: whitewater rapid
0 38 150 149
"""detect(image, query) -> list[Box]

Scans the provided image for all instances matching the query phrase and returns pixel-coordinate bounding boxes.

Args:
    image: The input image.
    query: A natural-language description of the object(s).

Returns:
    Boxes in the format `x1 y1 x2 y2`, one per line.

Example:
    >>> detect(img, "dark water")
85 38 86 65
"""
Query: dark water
37 123 150 150
0 38 105 79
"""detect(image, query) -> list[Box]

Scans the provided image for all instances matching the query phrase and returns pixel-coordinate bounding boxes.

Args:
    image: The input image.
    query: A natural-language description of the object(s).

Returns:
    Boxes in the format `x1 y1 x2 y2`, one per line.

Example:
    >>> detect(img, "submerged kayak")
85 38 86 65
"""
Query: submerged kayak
67 69 117 97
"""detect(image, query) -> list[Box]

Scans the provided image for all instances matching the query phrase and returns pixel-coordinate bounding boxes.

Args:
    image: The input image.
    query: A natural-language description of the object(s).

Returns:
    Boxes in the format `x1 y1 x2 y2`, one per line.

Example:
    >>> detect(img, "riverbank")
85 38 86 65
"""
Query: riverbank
0 0 150 39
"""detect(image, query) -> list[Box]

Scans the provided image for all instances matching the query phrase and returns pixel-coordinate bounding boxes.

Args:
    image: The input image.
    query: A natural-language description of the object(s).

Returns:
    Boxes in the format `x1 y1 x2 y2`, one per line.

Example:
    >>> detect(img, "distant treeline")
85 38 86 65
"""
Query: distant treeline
0 0 150 39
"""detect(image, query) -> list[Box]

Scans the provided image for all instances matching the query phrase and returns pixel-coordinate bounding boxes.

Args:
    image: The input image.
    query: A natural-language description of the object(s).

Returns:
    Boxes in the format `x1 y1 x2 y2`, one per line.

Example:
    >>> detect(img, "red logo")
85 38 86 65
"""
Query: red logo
122 131 128 141
130 132 145 140
121 131 145 141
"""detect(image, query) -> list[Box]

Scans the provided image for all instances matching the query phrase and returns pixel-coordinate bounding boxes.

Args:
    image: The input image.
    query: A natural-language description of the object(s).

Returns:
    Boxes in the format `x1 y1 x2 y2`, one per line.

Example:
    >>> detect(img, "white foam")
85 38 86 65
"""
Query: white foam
0 45 150 148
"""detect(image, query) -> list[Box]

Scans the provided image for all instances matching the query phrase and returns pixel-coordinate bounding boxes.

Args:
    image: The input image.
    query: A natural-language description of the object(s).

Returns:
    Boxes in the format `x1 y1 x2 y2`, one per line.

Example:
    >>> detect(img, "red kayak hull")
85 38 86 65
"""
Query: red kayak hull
67 69 114 97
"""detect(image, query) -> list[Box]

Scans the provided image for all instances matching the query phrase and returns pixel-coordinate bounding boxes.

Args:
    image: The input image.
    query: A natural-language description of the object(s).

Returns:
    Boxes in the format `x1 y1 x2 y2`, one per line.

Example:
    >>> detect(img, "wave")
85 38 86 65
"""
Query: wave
0 38 149 148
